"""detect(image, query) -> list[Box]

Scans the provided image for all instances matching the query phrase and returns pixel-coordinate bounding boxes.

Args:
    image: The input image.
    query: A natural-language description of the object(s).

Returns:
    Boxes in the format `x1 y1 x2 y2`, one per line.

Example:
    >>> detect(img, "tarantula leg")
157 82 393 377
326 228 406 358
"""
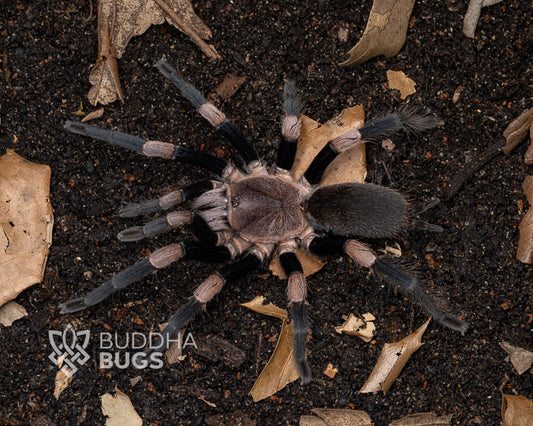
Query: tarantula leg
120 181 216 218
308 237 468 333
277 80 303 170
303 110 443 184
149 253 261 353
64 121 228 175
156 59 259 167
304 129 363 184
279 251 312 384
117 211 193 242
343 240 469 333
190 213 219 245
59 243 232 314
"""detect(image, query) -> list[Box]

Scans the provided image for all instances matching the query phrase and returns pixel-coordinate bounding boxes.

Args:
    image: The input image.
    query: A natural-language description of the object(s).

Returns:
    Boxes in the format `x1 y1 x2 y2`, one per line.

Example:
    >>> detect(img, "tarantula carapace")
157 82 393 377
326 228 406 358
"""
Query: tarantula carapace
61 59 467 383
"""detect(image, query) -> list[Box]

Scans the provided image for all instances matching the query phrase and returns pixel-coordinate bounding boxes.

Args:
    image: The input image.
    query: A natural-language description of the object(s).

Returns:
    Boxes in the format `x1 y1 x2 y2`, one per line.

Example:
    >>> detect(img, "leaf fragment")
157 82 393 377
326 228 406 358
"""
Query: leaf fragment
340 0 416 66
101 387 143 426
360 318 430 394
499 342 533 375
501 393 533 426
269 248 326 279
81 108 105 122
242 297 300 402
0 150 53 307
54 368 73 400
389 412 452 425
214 76 246 100
335 312 376 342
300 408 373 426
0 301 28 326
387 70 416 99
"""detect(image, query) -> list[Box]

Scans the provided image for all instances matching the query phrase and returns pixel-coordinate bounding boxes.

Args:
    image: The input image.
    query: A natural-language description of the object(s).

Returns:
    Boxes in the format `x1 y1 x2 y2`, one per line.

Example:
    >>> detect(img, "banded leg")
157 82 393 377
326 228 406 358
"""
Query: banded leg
118 211 193 242
303 110 443 184
279 251 312 384
120 181 216 218
64 121 228 175
59 242 232 314
309 237 468 333
149 253 262 352
277 80 302 170
156 59 259 167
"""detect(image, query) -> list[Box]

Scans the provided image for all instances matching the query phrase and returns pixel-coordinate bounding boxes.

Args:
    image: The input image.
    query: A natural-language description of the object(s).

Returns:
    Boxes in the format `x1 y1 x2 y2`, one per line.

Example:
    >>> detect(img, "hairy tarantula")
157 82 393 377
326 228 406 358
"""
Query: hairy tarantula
61 59 467 383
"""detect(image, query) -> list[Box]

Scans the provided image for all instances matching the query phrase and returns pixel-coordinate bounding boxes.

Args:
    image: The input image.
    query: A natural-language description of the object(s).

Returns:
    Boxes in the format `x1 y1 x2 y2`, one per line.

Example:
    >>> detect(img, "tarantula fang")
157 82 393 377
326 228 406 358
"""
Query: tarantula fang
60 59 468 384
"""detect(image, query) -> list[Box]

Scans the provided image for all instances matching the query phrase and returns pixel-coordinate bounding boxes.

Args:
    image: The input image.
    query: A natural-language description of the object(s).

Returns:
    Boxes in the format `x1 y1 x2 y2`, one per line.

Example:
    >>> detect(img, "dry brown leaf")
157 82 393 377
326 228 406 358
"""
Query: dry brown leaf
88 0 220 105
0 301 28 326
291 105 366 184
340 0 416 66
54 368 73 400
269 248 326 280
501 393 533 426
502 108 533 160
242 297 300 401
463 0 504 38
500 342 533 375
360 318 431 394
0 150 53 307
335 312 376 342
389 412 452 425
214 76 246 100
300 408 373 426
101 387 143 426
387 70 417 99
517 176 533 264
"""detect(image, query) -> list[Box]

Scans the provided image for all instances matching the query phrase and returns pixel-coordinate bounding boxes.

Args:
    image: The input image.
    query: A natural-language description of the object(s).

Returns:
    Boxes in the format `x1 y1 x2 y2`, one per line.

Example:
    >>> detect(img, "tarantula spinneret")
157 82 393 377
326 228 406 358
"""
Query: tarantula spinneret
61 59 468 383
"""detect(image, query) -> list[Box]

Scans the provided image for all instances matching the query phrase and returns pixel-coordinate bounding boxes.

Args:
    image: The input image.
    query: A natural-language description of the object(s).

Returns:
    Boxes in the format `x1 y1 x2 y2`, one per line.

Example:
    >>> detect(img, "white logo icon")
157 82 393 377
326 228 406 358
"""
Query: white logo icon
49 324 90 376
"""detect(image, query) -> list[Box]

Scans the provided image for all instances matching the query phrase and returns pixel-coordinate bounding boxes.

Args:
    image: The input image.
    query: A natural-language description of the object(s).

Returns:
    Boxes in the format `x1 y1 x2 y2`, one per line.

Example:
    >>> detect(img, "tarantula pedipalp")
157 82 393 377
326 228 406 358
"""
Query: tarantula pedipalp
61 59 468 384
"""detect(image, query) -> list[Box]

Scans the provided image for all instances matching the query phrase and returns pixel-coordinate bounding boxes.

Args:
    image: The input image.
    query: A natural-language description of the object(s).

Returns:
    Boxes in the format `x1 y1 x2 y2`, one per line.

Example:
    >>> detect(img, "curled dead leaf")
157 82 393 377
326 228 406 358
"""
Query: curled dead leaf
516 176 533 264
463 0 504 39
101 387 143 426
0 150 53 307
387 70 417 99
81 108 105 122
360 318 430 394
501 393 533 426
502 107 533 163
340 0 416 66
242 297 300 402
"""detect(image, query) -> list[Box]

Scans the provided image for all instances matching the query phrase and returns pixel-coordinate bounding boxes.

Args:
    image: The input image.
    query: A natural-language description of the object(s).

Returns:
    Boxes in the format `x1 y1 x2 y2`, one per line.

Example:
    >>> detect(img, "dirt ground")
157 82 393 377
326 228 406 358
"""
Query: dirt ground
1 0 532 424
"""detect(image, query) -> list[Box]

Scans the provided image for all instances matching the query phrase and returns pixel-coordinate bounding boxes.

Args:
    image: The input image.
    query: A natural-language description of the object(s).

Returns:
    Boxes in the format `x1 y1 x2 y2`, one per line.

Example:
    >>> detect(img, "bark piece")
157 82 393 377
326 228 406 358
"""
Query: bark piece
0 150 53 307
463 0 504 39
517 176 533 264
88 0 220 105
340 0 416 67
360 318 430 394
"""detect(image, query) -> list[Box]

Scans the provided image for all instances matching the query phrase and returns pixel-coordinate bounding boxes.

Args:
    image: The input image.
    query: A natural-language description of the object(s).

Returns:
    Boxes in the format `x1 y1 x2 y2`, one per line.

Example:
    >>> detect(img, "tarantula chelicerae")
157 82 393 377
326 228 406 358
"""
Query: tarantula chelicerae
61 59 467 383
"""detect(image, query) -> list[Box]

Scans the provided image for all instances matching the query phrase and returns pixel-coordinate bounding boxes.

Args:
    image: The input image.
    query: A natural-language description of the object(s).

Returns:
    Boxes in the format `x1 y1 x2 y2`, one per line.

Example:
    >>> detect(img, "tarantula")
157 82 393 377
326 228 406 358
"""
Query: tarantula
61 59 467 383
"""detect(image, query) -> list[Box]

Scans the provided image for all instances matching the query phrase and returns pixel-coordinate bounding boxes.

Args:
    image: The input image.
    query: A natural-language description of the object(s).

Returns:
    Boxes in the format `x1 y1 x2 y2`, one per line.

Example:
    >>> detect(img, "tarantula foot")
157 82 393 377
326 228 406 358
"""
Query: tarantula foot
295 358 313 385
437 313 469 334
59 298 88 314
119 200 160 218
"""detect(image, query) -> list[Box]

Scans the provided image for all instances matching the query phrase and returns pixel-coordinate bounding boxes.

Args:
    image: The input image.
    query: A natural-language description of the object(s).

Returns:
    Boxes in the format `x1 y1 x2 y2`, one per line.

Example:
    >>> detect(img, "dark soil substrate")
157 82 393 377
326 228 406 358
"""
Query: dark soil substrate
1 0 531 424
